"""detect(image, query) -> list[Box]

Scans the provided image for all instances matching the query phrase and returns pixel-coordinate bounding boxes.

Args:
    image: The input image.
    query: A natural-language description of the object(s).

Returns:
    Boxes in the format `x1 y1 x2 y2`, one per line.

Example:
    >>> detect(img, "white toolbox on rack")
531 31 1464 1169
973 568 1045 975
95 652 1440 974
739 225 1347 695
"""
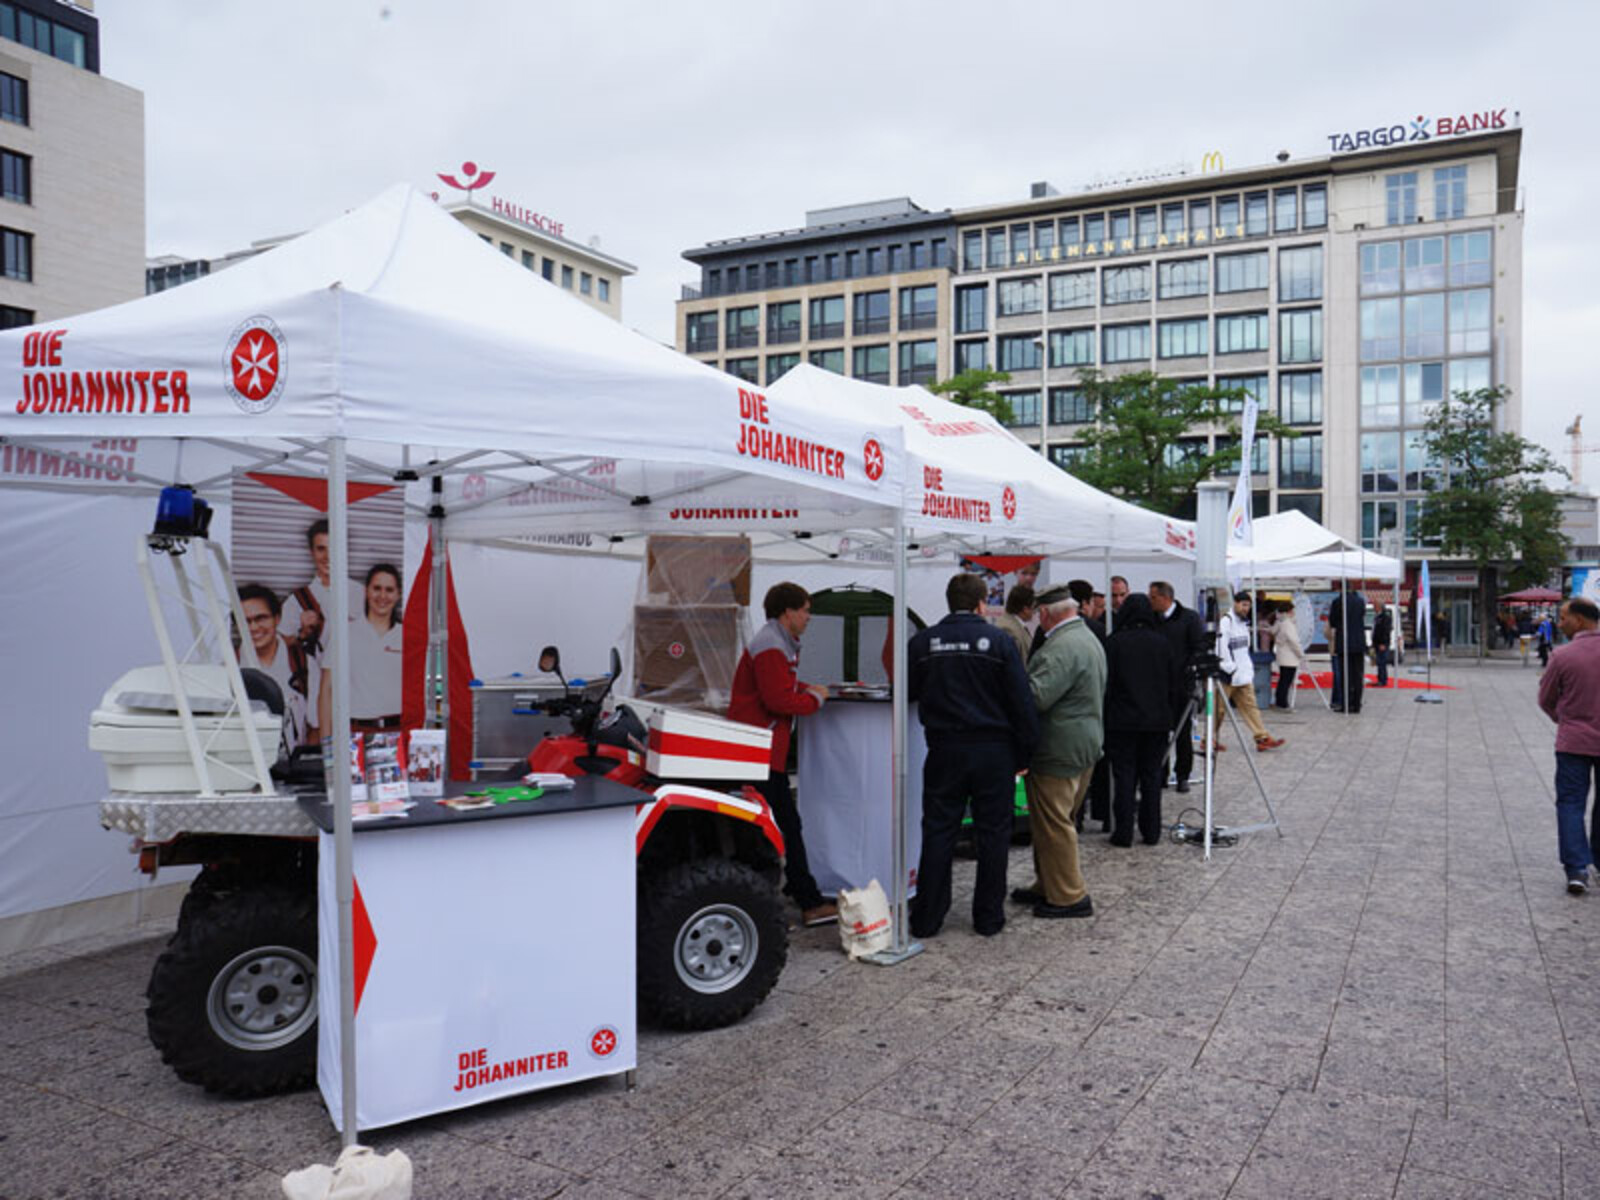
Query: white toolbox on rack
88 665 282 794
639 702 771 782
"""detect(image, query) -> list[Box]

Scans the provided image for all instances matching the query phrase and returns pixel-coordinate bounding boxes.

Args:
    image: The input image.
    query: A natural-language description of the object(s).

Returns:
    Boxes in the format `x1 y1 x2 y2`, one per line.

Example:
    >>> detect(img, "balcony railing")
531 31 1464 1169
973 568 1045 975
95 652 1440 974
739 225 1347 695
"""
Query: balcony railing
766 326 801 345
901 366 937 386
854 316 890 335
810 321 844 340
686 336 718 355
726 329 759 349
900 312 938 331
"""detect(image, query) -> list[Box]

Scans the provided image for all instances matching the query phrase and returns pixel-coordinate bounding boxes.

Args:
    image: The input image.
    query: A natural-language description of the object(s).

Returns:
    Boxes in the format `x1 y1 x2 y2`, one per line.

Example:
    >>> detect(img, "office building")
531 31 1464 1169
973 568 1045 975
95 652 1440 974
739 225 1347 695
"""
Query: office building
0 0 144 325
676 125 1525 639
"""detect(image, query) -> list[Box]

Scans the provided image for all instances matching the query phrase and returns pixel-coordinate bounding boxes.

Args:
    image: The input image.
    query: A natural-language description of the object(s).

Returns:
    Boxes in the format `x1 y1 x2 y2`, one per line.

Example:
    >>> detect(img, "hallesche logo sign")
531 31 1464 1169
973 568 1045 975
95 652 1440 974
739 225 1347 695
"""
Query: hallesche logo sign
1327 108 1510 154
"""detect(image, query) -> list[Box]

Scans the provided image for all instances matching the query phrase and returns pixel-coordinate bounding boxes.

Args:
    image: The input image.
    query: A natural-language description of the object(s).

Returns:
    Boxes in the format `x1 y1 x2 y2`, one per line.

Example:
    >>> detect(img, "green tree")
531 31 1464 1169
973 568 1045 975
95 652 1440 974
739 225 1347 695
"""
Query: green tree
1416 385 1569 652
929 368 1013 424
1056 370 1293 516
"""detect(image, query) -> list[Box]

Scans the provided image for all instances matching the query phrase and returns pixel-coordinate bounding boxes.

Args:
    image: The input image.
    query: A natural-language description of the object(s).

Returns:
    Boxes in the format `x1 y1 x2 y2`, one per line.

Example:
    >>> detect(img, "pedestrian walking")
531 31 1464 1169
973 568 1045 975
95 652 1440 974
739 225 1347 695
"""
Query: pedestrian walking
1372 604 1393 688
1012 586 1105 920
1537 598 1600 895
1103 594 1179 846
1215 591 1284 750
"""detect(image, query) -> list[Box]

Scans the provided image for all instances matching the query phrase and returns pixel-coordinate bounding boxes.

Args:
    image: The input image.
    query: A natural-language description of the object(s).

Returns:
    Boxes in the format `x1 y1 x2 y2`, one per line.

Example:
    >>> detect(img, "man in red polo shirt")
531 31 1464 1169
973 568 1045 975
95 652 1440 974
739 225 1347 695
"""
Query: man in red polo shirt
1538 596 1600 895
729 582 836 926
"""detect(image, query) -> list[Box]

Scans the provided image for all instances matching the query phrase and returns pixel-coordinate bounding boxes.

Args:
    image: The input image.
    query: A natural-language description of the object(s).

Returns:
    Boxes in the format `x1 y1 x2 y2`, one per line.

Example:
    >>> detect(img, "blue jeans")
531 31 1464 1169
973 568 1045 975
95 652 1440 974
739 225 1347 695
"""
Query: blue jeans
1555 752 1600 879
1375 648 1391 686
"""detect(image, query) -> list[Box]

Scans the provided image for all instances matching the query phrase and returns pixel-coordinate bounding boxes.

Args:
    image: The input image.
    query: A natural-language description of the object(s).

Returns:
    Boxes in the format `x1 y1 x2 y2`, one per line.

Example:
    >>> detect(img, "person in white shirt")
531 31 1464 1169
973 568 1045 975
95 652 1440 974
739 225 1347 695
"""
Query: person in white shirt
1214 591 1283 752
280 518 365 664
318 562 405 732
237 583 319 751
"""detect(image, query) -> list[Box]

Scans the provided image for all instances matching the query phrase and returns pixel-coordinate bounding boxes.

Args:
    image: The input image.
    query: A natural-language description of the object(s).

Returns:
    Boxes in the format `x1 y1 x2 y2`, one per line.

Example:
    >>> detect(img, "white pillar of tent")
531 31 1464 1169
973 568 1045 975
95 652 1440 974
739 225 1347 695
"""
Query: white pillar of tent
890 504 911 953
328 438 358 1144
429 474 449 729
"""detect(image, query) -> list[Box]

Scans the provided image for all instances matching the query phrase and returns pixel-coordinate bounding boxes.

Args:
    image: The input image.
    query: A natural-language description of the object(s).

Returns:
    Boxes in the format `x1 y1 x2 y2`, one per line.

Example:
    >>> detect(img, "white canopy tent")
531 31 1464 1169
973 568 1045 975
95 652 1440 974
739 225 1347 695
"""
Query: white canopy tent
0 183 1198 1137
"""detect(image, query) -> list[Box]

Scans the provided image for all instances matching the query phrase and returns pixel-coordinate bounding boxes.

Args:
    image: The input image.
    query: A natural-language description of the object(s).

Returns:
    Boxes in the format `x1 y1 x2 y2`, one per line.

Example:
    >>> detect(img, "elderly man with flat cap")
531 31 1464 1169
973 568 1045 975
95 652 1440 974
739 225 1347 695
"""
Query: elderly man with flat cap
1013 583 1106 919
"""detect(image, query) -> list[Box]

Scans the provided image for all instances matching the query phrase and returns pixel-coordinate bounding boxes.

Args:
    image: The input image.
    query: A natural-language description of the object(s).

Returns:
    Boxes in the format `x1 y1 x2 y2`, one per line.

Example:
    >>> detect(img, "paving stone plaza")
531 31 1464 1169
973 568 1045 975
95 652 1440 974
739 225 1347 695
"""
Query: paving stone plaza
3 659 1597 1199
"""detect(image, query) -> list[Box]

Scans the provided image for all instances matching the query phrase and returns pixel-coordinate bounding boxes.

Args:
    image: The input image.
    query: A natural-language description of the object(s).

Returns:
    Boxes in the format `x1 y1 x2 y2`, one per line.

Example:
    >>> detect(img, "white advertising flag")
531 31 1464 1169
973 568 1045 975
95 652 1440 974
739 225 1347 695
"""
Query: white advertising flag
1418 558 1433 657
1227 394 1259 547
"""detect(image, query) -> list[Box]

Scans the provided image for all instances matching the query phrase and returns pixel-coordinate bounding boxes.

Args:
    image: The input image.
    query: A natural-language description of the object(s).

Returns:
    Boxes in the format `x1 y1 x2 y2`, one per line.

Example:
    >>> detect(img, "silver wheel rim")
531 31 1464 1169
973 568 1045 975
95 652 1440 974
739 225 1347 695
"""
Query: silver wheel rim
674 903 759 995
206 945 316 1051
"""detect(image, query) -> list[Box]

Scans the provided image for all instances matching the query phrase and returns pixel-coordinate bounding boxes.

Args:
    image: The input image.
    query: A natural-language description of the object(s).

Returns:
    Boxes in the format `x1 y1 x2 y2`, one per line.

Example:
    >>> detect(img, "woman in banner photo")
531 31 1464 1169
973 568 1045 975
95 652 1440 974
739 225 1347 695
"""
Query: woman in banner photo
340 563 404 731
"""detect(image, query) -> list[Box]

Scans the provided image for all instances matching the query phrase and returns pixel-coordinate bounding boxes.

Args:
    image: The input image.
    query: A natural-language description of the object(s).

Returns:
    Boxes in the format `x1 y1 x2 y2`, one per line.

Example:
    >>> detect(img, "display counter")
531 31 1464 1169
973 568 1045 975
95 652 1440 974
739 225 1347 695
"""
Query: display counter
299 775 640 1132
795 696 925 897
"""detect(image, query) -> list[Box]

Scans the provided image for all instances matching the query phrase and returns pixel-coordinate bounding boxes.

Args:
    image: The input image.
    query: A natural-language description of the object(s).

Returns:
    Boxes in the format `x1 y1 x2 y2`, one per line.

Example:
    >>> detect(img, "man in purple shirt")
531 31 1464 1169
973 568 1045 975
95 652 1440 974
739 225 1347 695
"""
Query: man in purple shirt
1537 597 1600 895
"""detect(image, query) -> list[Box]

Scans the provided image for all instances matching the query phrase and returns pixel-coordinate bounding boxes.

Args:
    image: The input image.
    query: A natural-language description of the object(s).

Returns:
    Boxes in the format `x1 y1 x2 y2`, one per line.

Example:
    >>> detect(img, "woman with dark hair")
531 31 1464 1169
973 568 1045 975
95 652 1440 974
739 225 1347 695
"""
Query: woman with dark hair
1103 593 1181 847
347 562 403 730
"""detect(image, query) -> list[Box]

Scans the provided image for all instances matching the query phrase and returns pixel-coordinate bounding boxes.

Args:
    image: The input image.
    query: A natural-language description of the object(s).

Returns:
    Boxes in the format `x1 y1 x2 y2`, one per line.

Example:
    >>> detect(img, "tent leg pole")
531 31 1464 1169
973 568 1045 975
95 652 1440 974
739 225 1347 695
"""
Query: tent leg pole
329 438 358 1143
429 475 448 730
865 504 921 966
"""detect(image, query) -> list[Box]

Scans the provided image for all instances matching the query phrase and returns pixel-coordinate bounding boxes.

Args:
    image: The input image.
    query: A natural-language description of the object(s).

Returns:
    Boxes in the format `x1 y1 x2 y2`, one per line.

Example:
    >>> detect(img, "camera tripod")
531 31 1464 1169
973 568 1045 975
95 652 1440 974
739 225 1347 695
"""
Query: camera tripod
1164 670 1283 860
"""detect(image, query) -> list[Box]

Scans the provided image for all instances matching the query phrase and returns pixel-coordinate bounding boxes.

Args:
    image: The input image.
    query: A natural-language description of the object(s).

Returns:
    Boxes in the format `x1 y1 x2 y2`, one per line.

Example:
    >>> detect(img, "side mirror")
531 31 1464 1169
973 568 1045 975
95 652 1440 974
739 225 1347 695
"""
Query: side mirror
538 646 561 675
609 647 622 682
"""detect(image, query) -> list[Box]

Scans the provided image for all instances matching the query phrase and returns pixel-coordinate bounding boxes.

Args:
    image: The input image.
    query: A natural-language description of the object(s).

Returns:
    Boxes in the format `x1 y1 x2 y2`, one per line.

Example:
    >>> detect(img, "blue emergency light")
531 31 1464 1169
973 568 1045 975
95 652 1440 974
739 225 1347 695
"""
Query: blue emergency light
152 484 213 540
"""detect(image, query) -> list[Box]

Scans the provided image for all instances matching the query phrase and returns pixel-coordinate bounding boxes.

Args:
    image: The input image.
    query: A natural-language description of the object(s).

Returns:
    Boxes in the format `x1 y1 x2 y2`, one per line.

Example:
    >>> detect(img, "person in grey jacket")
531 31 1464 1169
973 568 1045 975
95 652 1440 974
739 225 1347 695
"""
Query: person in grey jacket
1011 585 1107 919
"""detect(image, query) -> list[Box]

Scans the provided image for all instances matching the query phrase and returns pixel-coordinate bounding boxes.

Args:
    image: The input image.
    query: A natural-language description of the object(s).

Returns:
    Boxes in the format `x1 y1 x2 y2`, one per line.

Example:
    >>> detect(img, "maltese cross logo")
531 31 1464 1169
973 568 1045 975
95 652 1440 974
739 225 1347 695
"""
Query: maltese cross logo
589 1026 618 1059
438 160 496 191
224 316 286 415
1002 486 1017 521
862 437 885 483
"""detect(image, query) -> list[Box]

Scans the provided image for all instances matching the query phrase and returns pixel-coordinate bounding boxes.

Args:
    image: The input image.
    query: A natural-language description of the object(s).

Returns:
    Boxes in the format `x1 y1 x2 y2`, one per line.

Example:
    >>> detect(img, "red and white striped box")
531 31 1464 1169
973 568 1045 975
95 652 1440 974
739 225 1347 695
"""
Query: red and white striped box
645 706 771 782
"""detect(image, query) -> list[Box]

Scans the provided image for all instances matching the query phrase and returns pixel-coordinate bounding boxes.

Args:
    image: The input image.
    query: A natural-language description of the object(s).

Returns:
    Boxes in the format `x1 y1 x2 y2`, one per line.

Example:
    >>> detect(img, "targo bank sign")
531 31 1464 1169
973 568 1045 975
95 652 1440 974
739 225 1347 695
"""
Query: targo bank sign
1327 108 1511 154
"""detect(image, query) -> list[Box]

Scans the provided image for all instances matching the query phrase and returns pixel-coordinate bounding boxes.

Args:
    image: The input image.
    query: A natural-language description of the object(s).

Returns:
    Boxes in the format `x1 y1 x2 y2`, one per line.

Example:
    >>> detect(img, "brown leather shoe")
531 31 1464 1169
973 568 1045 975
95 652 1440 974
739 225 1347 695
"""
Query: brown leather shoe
1255 736 1284 750
802 902 839 927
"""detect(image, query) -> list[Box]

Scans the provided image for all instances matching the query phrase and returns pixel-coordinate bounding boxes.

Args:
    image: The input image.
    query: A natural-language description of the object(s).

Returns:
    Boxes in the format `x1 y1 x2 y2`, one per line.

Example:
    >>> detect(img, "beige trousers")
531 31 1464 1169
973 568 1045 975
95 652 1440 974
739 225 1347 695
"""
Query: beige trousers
1215 683 1270 742
1025 767 1093 906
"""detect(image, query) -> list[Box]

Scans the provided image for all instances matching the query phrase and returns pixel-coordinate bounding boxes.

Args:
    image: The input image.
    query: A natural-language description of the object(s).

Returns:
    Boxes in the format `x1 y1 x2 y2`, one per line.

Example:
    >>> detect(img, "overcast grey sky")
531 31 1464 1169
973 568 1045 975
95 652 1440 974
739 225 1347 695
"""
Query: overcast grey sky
99 0 1596 472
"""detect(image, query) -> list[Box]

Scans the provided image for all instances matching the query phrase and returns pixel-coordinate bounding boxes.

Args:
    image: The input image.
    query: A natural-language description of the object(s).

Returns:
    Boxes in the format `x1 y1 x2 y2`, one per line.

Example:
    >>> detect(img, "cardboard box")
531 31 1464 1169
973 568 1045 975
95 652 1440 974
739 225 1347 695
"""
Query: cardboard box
645 706 771 781
632 604 743 712
644 535 752 606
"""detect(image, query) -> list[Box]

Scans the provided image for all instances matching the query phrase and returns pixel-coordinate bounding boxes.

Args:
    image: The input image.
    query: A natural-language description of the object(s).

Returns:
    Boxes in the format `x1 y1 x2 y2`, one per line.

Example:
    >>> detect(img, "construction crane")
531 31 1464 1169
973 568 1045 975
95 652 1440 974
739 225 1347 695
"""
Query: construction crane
1567 414 1600 492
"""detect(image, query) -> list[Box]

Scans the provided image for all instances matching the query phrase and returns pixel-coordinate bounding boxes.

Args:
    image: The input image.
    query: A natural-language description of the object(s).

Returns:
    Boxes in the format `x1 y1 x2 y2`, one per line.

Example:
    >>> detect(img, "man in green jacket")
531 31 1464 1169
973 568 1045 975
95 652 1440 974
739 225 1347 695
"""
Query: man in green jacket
1012 585 1107 919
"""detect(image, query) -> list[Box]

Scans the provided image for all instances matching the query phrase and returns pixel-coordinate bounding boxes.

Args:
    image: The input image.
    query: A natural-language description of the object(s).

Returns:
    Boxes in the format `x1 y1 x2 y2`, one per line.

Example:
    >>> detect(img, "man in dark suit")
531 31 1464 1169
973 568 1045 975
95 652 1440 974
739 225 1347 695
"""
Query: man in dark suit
1326 589 1369 714
1149 581 1206 793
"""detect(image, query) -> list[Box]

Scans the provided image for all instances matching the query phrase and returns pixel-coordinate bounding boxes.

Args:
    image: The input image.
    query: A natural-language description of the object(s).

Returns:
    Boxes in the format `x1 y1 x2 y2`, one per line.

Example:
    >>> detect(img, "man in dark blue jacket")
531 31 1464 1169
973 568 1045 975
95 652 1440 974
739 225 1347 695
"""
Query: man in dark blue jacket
908 572 1039 938
1326 589 1368 713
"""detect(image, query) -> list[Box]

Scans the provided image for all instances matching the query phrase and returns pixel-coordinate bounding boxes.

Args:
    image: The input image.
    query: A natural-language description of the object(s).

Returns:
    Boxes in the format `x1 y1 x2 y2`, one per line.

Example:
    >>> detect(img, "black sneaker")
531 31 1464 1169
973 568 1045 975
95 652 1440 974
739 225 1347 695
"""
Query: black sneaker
1034 896 1094 919
1175 779 1191 794
1010 886 1045 905
1568 875 1588 896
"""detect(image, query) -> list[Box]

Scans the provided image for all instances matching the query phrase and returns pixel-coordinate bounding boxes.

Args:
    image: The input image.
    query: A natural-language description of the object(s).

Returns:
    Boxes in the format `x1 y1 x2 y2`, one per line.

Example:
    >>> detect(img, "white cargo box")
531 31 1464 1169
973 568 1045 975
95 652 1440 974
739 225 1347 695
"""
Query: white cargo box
644 705 771 782
88 665 281 794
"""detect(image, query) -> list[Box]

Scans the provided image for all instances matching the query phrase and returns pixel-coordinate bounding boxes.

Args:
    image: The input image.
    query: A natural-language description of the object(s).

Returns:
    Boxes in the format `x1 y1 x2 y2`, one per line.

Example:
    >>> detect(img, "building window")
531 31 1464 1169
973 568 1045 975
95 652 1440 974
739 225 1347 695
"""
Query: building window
1102 323 1150 364
908 241 926 270
1404 498 1439 549
1403 294 1445 357
497 241 513 257
1188 198 1211 235
726 306 759 349
1110 210 1132 247
1302 185 1328 229
853 290 890 335
1135 206 1157 249
1274 188 1298 233
886 244 903 273
542 258 555 281
955 284 987 334
685 312 719 354
986 228 1006 269
1447 289 1493 355
1401 236 1445 291
1215 251 1268 293
1244 191 1269 236
1279 371 1322 425
1 5 87 68
520 249 535 270
0 302 30 327
1049 270 1094 310
1450 357 1491 397
1361 436 1401 492
1448 231 1492 286
743 264 759 291
1360 241 1401 294
1279 434 1323 489
931 237 948 268
1279 308 1322 364
997 276 1042 316
803 255 819 283
1405 361 1445 424
1084 213 1105 249
1359 298 1401 360
1165 437 1208 468
809 295 845 340
955 339 988 372
1162 203 1185 241
865 246 882 275
1217 433 1271 476
1157 318 1207 359
1001 390 1041 428
1049 328 1095 368
766 353 800 385
560 265 573 289
0 72 25 125
766 300 801 344
0 148 27 205
844 250 860 279
580 271 592 295
1034 222 1056 259
1102 264 1151 305
1278 493 1323 522
1049 443 1090 470
1215 374 1268 415
0 224 29 280
1216 312 1268 355
824 252 840 281
998 334 1042 372
1278 246 1322 301
1362 500 1400 550
899 284 938 330
1434 165 1468 220
1217 195 1241 235
725 357 759 384
1059 216 1080 249
1010 225 1031 265
762 261 779 288
1360 365 1401 426
1404 430 1442 492
962 231 982 271
598 278 610 303
899 340 938 386
478 234 492 245
1385 172 1418 225
852 344 890 384
809 348 845 375
1158 258 1208 299
1050 387 1094 425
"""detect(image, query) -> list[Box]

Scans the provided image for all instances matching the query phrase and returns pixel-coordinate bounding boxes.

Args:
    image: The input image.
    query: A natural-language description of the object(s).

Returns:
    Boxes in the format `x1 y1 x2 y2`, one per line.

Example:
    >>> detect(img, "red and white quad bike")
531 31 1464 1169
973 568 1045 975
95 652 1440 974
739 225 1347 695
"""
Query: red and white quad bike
125 644 790 1098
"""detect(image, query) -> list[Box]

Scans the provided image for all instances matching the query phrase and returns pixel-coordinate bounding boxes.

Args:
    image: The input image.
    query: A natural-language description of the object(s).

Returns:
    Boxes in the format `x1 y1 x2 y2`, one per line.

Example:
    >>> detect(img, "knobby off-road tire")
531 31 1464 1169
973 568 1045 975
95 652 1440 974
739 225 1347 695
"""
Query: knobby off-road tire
146 886 317 1097
636 858 787 1030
